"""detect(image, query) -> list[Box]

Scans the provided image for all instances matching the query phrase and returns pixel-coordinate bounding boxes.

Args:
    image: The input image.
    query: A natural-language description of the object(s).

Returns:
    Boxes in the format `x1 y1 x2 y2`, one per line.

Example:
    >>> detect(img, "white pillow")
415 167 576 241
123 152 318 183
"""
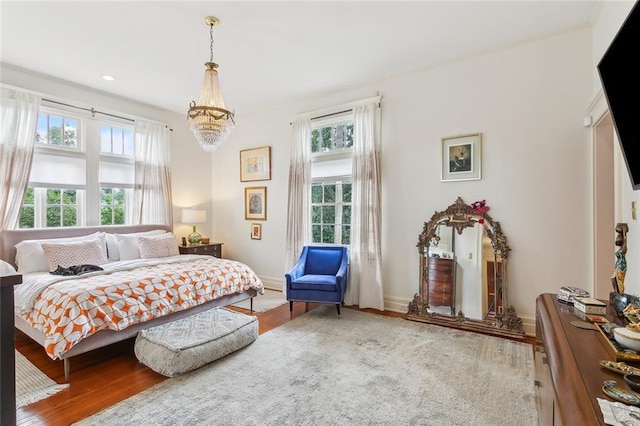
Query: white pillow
116 231 169 261
41 238 108 272
138 233 180 259
107 229 167 261
15 232 106 274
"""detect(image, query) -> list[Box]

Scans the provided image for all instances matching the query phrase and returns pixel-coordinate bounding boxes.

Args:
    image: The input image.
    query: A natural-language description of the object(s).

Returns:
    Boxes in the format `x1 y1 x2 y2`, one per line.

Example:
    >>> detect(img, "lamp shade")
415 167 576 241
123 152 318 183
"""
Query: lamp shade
182 209 206 224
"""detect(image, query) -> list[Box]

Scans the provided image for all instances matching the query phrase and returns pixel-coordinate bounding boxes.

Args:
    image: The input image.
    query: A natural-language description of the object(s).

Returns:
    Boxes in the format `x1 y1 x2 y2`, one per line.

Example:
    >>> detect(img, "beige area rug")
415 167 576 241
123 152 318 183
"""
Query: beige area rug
16 350 68 408
75 305 537 426
231 288 288 312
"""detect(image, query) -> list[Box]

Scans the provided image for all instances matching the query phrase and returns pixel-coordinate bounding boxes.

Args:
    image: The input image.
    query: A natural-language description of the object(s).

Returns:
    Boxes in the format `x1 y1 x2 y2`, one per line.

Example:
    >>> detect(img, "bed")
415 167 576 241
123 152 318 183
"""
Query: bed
0 225 263 381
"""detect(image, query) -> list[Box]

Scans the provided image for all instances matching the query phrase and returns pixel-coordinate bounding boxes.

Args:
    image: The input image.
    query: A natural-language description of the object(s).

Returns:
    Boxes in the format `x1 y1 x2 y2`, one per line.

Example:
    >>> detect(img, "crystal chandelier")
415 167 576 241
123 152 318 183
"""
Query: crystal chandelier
187 16 235 152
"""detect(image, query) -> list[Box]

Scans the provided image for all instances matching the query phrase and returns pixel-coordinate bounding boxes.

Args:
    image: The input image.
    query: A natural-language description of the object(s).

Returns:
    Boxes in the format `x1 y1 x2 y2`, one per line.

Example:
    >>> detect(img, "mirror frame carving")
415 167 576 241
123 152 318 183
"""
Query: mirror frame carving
406 197 525 339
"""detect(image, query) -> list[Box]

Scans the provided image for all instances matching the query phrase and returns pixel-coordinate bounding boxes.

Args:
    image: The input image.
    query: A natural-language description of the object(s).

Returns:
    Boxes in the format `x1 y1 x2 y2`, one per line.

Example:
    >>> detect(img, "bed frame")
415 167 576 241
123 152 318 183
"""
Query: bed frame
0 225 257 381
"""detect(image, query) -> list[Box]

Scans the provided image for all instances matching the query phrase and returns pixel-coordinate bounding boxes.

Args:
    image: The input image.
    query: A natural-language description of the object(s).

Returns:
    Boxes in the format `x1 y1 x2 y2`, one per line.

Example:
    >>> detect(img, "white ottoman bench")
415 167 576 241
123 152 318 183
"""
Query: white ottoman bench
134 307 258 377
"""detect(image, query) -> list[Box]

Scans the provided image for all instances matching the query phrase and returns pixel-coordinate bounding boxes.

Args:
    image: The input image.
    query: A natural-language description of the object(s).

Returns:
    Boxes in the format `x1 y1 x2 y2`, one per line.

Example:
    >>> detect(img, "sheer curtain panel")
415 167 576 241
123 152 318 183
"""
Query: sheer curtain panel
133 121 173 226
344 101 384 310
0 88 40 230
284 118 312 292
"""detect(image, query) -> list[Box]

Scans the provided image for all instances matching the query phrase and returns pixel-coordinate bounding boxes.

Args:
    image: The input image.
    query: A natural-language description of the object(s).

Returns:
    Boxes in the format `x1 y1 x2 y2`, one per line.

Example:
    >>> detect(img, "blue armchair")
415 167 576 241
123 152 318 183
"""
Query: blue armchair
285 246 349 316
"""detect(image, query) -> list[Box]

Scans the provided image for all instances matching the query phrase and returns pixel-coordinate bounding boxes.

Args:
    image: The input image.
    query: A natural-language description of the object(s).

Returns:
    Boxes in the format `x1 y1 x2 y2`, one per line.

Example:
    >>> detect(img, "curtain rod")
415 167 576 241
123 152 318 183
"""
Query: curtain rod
290 95 382 125
42 98 173 131
310 109 352 121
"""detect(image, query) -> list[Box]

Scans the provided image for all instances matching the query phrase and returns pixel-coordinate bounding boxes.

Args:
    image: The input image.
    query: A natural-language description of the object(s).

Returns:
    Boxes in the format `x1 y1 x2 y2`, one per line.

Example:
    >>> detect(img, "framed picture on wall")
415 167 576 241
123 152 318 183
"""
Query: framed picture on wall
251 223 262 240
441 133 482 182
244 186 267 220
240 146 271 182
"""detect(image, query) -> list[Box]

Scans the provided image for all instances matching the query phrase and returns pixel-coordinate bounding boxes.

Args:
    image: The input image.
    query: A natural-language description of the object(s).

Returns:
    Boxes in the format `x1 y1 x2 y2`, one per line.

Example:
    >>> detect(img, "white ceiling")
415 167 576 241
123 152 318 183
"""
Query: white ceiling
0 1 600 116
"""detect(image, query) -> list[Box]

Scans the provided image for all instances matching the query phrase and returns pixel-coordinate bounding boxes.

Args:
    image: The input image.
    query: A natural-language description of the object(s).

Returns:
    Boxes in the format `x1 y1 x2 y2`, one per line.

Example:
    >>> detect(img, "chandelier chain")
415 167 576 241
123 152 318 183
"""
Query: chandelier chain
209 23 214 63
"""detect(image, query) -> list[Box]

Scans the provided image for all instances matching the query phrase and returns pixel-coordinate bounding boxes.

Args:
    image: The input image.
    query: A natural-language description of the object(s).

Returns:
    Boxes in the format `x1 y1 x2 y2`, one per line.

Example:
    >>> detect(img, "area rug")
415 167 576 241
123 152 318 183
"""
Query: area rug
16 350 68 408
231 288 288 312
75 305 537 426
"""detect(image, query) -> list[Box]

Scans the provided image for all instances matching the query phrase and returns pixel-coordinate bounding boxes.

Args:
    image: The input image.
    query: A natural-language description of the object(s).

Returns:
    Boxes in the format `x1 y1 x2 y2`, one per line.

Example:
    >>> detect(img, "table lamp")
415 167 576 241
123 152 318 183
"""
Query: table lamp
182 208 206 244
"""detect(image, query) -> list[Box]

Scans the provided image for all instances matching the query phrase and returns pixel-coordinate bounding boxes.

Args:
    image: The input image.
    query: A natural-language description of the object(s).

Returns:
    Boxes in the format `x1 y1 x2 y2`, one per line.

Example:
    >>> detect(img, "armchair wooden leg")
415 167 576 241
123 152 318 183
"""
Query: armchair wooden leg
289 301 293 319
336 304 341 316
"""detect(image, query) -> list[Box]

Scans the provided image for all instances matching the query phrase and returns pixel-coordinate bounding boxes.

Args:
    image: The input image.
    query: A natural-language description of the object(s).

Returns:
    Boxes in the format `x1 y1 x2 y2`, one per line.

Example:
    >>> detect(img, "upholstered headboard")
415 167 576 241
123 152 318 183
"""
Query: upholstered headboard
0 224 172 268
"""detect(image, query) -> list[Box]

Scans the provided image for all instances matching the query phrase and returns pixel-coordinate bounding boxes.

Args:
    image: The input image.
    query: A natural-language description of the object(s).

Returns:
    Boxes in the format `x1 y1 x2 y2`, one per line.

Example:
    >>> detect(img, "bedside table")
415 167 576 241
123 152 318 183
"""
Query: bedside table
179 243 223 258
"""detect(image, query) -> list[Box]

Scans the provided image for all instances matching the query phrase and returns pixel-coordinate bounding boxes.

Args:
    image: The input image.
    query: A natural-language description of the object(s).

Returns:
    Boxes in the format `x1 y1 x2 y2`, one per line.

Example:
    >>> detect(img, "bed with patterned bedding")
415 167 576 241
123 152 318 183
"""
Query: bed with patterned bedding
0 225 263 380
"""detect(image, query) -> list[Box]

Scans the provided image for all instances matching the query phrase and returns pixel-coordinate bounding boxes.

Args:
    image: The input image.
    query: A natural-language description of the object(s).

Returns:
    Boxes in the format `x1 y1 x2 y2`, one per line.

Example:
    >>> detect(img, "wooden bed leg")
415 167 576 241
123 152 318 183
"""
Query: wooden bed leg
64 358 70 383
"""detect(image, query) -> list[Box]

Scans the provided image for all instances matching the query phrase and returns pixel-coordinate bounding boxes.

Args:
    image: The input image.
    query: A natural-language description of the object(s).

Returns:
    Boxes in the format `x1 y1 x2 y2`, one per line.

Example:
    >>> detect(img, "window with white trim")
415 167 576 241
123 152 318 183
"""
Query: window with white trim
310 112 353 245
19 106 134 228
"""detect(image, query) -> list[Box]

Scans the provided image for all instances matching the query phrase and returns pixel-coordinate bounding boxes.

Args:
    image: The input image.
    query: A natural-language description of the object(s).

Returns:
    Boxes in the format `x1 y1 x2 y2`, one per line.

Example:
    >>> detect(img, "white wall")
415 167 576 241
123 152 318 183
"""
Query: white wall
0 63 213 241
214 28 594 333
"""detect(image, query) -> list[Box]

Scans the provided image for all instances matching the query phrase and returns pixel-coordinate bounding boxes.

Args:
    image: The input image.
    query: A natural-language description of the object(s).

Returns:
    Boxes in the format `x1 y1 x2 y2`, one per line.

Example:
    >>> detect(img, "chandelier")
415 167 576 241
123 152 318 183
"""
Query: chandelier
187 16 235 152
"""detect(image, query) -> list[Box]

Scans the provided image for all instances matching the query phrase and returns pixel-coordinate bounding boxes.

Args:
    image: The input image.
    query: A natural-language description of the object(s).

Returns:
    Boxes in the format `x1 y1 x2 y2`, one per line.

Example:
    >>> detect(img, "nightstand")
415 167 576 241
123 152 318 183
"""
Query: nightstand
179 243 223 258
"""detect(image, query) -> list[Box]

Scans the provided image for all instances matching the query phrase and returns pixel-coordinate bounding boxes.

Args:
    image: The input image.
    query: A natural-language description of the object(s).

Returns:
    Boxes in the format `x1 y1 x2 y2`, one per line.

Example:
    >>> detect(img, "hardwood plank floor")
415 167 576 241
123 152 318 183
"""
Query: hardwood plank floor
15 303 531 425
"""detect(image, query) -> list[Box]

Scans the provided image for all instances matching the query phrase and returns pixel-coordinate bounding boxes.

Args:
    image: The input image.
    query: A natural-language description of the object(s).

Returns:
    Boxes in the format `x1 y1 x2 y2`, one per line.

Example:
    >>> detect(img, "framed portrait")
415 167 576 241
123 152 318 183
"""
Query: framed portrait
244 186 267 220
251 223 262 240
240 146 271 182
441 133 482 182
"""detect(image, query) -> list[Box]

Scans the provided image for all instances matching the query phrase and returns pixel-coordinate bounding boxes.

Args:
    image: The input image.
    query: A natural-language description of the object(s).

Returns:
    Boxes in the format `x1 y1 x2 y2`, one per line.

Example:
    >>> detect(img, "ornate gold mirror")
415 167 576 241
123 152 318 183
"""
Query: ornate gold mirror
406 197 524 338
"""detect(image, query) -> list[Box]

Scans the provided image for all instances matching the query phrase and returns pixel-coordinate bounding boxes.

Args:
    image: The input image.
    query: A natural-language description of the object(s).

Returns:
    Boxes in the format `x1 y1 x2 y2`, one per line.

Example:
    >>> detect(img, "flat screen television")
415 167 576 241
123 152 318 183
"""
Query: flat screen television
597 0 640 190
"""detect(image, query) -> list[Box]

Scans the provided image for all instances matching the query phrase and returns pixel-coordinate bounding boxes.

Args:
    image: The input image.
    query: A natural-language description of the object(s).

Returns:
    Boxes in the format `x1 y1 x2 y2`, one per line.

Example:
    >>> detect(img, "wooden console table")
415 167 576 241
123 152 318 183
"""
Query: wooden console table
535 293 627 426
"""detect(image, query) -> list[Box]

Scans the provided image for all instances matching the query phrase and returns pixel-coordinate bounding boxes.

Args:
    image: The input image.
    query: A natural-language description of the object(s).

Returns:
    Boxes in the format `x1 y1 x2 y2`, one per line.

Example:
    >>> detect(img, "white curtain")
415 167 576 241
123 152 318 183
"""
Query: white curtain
344 101 384 310
0 88 40 230
284 118 312 294
133 121 173 226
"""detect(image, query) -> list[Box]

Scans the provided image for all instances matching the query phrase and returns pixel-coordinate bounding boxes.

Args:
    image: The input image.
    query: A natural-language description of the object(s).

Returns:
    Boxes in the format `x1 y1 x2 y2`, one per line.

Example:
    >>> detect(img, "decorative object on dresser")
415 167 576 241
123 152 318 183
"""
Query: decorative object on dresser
244 186 267 220
573 296 607 315
178 242 223 258
240 145 271 182
557 285 590 304
441 133 482 182
182 208 206 244
611 222 628 293
407 196 524 338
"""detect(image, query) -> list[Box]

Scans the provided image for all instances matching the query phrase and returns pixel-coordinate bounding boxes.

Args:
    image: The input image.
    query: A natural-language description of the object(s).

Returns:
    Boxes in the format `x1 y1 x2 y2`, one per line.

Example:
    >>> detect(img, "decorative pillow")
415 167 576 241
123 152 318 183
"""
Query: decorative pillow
138 233 180 259
108 230 167 261
116 231 169 261
41 238 108 272
15 232 106 274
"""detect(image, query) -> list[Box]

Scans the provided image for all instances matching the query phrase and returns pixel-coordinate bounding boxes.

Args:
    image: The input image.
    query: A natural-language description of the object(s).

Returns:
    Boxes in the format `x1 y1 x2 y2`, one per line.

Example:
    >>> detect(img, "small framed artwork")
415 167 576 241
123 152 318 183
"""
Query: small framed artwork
441 133 482 182
251 223 262 240
240 146 271 182
244 186 267 220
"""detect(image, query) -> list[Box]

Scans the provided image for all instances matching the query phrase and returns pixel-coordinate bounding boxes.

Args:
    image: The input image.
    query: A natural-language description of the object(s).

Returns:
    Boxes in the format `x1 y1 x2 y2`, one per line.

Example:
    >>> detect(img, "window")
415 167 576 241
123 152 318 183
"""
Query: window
18 106 134 228
310 112 353 245
100 188 126 225
45 188 78 227
36 112 79 148
311 122 353 153
311 181 351 244
101 124 134 156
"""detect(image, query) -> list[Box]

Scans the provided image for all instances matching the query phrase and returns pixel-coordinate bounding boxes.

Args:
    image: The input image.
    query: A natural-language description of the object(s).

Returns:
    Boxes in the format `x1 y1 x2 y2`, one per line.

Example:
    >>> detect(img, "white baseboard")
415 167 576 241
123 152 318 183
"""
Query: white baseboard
383 295 536 337
255 276 537 337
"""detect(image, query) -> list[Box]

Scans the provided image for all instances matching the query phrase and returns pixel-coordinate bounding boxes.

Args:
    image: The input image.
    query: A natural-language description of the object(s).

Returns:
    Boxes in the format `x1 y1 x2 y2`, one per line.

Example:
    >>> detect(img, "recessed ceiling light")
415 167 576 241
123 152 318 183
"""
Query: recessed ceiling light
101 74 116 81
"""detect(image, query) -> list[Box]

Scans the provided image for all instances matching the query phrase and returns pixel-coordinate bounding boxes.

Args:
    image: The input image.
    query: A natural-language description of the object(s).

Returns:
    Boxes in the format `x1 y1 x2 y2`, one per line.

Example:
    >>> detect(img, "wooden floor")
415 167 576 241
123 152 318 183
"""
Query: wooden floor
15 303 532 425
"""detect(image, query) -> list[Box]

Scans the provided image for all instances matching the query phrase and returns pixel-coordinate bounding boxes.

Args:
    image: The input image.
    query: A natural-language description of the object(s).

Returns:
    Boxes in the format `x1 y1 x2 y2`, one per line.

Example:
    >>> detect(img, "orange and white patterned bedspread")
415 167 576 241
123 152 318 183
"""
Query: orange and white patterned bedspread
18 255 264 359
